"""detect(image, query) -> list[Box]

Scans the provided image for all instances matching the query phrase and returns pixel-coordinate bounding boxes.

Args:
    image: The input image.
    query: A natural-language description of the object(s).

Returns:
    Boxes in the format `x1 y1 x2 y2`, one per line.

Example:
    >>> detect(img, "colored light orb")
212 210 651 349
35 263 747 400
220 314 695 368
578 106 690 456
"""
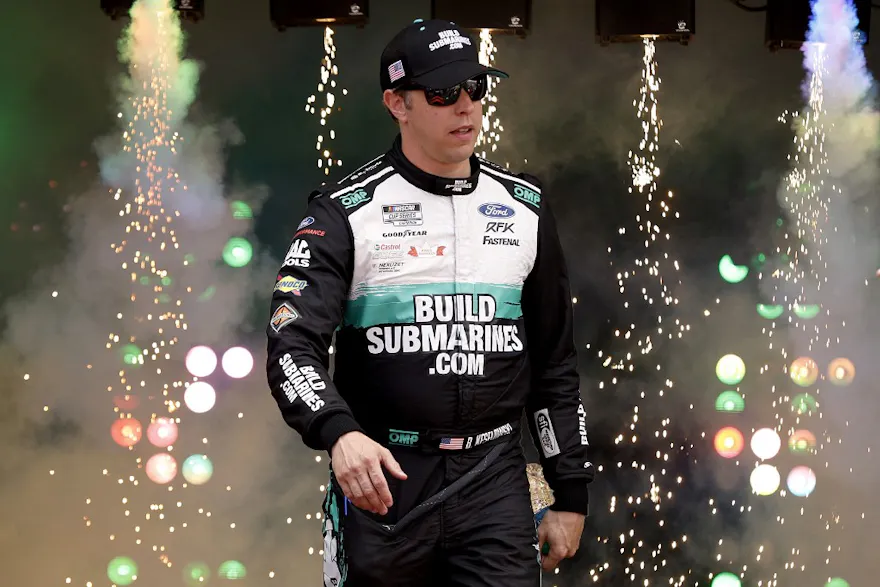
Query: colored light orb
711 573 741 587
788 429 816 454
107 556 138 586
182 454 214 485
184 561 211 585
716 354 746 385
790 357 819 387
230 200 253 220
223 237 253 268
787 465 817 497
222 346 254 379
184 381 216 413
219 560 247 579
186 345 218 378
828 358 855 386
825 579 850 587
147 417 179 448
750 428 781 460
111 418 142 447
718 255 748 283
121 343 143 367
791 392 817 414
750 464 781 496
145 453 178 484
756 304 784 319
715 391 745 413
714 427 745 459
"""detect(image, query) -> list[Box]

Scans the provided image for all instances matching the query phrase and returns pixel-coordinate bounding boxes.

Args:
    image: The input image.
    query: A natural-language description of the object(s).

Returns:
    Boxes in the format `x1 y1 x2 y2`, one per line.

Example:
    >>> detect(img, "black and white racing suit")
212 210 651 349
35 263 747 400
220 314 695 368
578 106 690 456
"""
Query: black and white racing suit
266 135 594 587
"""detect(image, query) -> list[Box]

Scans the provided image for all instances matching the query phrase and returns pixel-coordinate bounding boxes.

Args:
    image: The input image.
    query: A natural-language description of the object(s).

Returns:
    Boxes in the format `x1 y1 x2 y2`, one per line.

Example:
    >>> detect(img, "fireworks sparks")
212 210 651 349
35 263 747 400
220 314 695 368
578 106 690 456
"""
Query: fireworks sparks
592 38 691 586
475 29 504 161
306 26 347 176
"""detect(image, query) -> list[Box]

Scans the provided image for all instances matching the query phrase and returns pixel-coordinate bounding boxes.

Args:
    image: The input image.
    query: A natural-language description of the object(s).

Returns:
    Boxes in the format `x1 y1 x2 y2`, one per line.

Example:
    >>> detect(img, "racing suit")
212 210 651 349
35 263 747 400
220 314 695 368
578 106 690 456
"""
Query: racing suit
266 135 594 587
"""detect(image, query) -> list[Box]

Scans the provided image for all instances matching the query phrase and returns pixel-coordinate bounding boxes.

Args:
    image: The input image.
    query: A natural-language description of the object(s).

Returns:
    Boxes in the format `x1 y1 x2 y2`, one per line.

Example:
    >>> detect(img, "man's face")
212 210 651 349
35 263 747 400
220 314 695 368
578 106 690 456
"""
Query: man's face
398 83 484 165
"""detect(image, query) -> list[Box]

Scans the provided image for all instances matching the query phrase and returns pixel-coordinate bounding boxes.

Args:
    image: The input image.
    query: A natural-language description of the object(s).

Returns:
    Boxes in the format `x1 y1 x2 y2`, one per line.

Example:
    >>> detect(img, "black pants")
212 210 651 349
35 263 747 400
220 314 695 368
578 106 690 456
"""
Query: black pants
321 439 540 587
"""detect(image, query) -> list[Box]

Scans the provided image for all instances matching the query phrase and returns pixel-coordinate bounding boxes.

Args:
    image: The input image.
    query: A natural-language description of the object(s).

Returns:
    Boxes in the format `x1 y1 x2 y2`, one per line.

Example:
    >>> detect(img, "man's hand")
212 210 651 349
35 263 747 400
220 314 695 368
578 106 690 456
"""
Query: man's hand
538 510 585 571
330 431 408 515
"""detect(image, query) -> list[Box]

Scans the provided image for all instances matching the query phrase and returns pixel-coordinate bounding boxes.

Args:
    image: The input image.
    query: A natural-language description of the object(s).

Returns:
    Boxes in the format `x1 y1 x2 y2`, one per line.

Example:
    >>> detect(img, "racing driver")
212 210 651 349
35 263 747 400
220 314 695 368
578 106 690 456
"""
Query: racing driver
266 18 594 587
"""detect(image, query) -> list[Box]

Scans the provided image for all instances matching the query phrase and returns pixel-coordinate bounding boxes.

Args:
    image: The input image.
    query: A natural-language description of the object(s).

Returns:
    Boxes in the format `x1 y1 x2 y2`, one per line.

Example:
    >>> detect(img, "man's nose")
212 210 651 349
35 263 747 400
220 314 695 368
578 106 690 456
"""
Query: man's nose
454 88 475 113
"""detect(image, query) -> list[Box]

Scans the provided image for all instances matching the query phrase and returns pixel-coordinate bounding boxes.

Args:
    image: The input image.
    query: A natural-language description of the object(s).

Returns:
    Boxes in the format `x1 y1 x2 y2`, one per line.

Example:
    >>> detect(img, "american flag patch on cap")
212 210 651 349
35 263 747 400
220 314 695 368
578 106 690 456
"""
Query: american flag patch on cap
388 60 405 83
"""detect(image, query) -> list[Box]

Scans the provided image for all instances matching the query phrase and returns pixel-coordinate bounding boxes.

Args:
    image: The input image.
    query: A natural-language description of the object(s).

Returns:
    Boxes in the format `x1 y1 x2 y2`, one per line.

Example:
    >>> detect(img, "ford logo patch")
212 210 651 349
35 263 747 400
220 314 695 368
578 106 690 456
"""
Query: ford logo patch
478 203 515 218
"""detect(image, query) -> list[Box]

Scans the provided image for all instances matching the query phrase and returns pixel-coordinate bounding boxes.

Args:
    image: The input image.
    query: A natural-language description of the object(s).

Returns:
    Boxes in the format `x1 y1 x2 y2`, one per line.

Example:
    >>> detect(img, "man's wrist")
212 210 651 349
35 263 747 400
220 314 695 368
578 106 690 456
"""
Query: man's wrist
548 481 590 516
317 413 364 452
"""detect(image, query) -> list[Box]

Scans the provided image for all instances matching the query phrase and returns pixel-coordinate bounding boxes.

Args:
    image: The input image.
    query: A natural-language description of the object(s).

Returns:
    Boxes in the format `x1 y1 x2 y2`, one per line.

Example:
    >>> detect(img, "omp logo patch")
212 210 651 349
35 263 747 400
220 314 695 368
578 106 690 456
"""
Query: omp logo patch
513 184 541 207
388 429 419 446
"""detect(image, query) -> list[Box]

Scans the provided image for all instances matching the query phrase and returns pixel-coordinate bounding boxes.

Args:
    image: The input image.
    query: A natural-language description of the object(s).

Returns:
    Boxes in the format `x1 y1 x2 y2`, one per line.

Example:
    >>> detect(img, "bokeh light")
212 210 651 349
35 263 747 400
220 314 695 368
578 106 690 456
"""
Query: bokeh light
714 427 745 459
711 572 742 587
791 392 818 415
756 303 784 319
716 354 746 385
222 237 254 268
107 556 138 586
715 390 745 413
147 417 179 448
790 357 819 387
184 381 216 414
788 429 816 454
750 464 781 496
186 345 218 377
111 417 142 448
221 346 254 379
145 453 178 485
787 465 817 497
750 428 782 460
218 560 247 579
183 561 211 585
827 357 855 386
182 454 214 485
719 255 749 283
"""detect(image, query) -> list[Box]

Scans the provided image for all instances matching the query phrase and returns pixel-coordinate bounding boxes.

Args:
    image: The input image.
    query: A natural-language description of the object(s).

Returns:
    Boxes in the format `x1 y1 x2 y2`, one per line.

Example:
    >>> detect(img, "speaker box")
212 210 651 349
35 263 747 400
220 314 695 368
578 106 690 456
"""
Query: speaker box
270 0 368 30
596 0 696 45
100 0 204 22
765 0 871 50
431 0 531 36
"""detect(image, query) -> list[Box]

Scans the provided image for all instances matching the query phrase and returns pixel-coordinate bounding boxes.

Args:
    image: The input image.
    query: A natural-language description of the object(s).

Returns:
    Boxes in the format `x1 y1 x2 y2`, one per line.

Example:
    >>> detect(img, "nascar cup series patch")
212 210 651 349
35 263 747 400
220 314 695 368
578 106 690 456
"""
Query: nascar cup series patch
271 302 300 333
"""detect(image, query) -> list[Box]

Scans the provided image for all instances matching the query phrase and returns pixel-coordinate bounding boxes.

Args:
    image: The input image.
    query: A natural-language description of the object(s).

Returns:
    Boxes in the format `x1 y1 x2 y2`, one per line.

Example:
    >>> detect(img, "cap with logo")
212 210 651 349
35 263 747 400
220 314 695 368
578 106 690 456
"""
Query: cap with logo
380 19 509 91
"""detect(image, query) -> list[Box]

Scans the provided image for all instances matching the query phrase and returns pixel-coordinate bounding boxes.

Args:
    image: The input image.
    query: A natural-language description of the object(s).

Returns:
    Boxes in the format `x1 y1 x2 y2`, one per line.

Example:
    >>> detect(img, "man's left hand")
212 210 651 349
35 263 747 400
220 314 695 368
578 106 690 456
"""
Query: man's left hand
537 510 585 571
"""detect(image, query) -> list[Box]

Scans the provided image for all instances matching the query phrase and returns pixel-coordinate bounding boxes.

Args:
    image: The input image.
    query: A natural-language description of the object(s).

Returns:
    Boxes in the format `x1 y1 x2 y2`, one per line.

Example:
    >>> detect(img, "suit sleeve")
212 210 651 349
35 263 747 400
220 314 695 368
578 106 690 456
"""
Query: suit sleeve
521 185 595 516
265 192 364 452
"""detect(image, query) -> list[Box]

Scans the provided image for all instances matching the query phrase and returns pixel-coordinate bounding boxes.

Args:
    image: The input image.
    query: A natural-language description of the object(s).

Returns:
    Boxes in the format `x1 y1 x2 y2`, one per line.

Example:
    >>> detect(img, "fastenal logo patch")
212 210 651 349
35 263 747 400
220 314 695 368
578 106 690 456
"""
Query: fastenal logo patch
270 302 300 333
382 203 423 226
274 276 308 296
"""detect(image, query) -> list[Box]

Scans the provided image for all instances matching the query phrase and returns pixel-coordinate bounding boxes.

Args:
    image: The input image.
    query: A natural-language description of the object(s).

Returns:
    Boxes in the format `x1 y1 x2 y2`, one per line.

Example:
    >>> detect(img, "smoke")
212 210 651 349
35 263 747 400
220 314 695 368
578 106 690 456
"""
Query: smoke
0 1 323 585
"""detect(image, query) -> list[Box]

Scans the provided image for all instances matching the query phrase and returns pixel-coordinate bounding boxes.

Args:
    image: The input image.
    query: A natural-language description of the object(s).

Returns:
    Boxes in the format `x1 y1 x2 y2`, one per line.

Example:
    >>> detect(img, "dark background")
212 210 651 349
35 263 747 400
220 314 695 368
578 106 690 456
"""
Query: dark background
1 1 878 586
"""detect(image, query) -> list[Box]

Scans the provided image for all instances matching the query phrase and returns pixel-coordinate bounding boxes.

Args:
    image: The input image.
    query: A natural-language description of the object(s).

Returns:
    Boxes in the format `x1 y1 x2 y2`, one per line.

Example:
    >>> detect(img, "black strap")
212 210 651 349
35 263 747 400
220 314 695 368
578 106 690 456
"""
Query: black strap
389 440 508 534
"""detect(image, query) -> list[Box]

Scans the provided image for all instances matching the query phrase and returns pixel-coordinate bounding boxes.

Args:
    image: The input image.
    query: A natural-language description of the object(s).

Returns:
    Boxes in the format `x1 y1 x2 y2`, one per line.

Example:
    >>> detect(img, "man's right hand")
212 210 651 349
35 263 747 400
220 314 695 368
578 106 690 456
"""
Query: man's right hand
330 431 408 515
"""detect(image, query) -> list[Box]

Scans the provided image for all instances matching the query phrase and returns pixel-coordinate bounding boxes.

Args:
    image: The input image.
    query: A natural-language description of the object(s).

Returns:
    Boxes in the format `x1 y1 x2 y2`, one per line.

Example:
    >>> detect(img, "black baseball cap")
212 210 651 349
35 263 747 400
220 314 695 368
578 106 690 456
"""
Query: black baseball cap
380 19 509 91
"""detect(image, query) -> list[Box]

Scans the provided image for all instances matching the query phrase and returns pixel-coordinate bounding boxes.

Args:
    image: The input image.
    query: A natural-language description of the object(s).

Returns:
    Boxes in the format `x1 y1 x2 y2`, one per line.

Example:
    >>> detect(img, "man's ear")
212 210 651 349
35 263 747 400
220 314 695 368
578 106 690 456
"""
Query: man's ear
383 89 407 123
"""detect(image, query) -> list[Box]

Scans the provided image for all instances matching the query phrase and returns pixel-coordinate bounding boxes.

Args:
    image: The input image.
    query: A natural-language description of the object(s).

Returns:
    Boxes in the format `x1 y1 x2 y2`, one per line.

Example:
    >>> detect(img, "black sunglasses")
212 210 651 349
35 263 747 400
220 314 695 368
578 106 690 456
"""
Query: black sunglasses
402 76 488 107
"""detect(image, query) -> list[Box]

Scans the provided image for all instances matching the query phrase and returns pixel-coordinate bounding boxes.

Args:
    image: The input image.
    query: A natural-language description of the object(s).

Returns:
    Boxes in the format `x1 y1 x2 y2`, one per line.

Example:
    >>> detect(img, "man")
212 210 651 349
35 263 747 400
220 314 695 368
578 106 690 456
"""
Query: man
266 18 594 587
